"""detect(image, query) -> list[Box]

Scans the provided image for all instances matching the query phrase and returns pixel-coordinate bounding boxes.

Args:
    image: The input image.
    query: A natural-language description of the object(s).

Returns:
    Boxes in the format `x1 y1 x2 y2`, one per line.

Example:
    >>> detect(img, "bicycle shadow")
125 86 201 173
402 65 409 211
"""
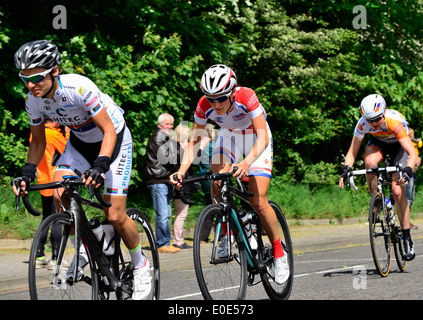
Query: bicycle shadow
322 268 409 278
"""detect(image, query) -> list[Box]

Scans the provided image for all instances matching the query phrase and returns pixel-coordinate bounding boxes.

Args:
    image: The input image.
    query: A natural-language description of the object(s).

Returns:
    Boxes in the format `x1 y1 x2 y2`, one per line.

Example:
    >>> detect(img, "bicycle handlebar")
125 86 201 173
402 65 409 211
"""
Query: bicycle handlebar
14 175 111 216
174 166 255 198
347 165 402 192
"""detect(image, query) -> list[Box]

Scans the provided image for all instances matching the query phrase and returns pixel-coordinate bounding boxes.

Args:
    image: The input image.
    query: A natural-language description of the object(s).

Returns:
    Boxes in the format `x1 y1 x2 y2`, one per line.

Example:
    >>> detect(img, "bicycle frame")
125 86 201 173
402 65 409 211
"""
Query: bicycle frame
213 178 273 278
18 176 131 295
66 189 123 292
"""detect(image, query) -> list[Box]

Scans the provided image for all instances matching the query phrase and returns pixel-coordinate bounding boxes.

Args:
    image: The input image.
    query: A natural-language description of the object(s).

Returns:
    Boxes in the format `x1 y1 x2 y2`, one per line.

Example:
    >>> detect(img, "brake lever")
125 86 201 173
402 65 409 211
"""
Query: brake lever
15 193 21 211
13 180 22 211
88 184 96 202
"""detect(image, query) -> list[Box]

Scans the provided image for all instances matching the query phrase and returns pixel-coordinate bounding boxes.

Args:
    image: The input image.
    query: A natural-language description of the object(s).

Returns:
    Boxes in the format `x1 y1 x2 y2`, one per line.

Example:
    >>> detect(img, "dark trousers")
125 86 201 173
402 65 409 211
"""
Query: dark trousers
37 195 62 260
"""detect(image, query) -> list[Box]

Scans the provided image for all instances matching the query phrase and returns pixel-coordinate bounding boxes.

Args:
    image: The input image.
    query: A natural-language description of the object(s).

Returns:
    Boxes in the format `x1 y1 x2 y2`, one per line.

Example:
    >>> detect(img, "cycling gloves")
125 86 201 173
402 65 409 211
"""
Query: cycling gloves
401 166 413 184
89 155 112 184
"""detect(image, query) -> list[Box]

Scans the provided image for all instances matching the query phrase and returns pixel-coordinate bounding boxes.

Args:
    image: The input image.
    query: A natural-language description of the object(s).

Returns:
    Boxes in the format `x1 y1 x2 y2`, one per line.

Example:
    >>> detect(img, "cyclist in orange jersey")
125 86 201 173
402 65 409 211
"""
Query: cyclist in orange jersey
339 94 418 261
30 118 68 269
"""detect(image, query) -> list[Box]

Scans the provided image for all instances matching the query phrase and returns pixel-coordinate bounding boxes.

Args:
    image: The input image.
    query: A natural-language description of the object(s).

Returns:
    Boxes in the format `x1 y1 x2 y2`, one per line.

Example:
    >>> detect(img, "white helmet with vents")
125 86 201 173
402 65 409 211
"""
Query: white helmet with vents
200 64 237 96
360 94 386 119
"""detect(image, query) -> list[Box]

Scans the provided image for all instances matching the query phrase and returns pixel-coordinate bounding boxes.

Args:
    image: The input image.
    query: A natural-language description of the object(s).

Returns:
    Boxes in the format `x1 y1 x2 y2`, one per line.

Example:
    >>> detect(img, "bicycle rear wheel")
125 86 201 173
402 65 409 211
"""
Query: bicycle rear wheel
369 193 392 277
193 204 247 300
260 201 294 300
29 212 99 300
116 208 160 300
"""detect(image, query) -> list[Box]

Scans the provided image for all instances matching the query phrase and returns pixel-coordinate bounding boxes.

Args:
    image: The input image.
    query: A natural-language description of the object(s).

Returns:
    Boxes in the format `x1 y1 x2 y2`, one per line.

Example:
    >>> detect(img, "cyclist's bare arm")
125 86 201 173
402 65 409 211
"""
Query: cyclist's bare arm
339 136 362 189
398 136 418 183
84 108 117 188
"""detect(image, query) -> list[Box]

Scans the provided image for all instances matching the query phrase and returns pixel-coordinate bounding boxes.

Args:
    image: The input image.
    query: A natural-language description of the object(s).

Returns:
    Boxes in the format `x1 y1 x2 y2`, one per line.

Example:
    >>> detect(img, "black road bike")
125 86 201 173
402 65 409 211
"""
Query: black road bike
347 165 407 277
14 175 160 300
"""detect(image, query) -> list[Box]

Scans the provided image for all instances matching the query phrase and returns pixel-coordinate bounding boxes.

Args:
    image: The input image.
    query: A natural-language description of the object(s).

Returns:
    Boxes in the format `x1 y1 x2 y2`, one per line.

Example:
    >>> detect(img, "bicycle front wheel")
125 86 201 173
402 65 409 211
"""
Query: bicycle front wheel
260 201 294 300
369 193 392 277
193 204 247 300
28 212 99 300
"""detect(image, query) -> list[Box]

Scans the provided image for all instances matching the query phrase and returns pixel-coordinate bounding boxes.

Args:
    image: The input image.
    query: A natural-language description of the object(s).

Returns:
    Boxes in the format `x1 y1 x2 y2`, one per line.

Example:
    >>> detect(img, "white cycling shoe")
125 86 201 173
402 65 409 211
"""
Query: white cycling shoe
132 259 152 300
274 253 290 285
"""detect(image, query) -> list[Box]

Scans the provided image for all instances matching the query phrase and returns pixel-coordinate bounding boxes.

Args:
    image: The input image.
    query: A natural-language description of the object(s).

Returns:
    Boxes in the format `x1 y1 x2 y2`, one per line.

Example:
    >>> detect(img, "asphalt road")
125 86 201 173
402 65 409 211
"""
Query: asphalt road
1 219 423 301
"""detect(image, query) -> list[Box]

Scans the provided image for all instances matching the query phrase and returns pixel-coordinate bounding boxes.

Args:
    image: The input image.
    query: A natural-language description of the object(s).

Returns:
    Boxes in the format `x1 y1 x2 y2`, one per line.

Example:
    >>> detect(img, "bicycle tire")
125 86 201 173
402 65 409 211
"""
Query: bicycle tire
369 193 392 277
260 201 294 300
29 212 99 300
118 208 160 300
193 204 247 300
392 225 407 272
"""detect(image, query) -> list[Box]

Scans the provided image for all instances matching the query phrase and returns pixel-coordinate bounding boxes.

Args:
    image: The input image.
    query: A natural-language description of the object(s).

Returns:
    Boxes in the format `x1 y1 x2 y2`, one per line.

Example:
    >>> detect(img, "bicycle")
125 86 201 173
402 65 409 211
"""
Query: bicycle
13 174 160 300
177 168 294 300
347 165 407 277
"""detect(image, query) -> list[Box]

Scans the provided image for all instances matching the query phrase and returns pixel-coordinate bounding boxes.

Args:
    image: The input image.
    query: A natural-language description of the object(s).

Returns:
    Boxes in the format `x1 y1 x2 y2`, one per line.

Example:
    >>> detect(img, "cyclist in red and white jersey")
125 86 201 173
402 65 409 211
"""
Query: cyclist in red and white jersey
11 40 150 299
171 64 289 284
339 94 417 260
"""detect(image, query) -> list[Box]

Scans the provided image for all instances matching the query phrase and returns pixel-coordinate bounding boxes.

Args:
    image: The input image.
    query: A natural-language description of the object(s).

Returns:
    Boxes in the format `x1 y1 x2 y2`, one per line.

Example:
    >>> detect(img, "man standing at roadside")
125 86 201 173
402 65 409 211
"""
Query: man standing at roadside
145 113 180 253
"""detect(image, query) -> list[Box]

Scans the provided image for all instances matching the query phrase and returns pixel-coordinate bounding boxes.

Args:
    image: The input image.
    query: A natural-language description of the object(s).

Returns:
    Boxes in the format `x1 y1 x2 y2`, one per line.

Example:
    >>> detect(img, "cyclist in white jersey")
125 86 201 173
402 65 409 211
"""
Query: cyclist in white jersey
11 40 150 299
170 64 289 284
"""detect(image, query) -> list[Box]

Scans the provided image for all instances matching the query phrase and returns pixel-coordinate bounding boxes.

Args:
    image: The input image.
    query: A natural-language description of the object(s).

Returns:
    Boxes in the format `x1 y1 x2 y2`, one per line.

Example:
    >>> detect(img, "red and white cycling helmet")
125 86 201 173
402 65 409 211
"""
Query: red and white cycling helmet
200 64 237 96
360 94 386 119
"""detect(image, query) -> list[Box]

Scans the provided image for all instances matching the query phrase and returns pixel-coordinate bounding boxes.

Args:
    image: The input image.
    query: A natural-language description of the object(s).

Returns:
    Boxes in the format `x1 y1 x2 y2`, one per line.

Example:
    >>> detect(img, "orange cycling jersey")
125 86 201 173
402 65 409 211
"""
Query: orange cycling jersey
354 109 409 144
30 124 68 197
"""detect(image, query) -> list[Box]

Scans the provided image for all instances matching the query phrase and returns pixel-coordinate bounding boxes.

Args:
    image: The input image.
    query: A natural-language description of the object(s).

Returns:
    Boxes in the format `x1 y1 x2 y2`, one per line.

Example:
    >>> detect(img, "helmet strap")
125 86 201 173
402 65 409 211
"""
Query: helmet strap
225 98 234 115
42 73 55 99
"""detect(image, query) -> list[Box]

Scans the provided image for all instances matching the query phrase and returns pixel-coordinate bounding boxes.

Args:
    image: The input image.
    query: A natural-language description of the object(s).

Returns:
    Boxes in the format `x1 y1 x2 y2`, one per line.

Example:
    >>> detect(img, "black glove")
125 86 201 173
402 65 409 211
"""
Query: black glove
340 165 352 179
89 156 112 184
401 166 413 184
11 163 37 188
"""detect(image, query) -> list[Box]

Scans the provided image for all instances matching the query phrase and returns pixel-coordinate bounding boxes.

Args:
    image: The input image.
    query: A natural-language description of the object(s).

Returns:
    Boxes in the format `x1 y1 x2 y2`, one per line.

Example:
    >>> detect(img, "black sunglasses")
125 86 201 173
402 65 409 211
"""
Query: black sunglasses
206 94 230 103
367 116 383 123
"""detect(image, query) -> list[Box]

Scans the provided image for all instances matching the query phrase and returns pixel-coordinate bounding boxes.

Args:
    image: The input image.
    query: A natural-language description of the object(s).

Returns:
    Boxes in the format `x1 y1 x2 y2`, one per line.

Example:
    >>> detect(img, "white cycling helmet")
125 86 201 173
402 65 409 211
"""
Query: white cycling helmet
200 64 237 96
360 94 386 119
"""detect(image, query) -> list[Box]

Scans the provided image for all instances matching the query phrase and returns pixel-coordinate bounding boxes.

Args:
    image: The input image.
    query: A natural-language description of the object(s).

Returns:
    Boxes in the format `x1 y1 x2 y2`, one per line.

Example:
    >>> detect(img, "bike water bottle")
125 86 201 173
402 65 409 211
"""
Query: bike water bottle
101 220 115 256
385 197 395 225
240 210 258 250
249 217 258 250
89 218 104 243
239 210 252 237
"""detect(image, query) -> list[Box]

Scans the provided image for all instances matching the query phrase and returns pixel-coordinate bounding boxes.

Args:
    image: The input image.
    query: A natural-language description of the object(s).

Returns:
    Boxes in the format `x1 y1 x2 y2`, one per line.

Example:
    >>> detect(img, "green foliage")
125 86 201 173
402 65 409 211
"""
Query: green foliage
0 0 423 226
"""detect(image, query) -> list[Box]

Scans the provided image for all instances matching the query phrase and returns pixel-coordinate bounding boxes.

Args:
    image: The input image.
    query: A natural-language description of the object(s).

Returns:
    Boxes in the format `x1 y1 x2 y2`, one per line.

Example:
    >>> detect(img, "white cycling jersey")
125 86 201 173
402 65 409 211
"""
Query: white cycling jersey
25 74 125 143
24 73 131 196
194 86 273 178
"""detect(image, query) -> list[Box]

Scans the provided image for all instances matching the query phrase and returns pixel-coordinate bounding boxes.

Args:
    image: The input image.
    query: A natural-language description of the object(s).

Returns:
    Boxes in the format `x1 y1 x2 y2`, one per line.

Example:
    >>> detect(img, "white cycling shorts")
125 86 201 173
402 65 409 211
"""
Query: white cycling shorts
212 123 273 178
55 126 133 196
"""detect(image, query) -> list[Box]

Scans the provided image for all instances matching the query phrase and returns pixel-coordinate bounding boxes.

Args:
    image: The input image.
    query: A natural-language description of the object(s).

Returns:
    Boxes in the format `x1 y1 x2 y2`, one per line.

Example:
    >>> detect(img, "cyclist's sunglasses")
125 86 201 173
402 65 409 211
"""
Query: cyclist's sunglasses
206 92 231 103
367 116 383 123
19 67 54 84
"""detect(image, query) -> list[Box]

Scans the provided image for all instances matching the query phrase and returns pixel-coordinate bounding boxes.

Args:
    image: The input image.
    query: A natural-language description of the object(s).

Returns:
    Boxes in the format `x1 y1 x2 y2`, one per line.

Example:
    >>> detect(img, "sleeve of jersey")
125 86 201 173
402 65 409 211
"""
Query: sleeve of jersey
242 88 263 119
388 119 408 140
194 96 209 125
353 119 366 139
25 94 44 126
